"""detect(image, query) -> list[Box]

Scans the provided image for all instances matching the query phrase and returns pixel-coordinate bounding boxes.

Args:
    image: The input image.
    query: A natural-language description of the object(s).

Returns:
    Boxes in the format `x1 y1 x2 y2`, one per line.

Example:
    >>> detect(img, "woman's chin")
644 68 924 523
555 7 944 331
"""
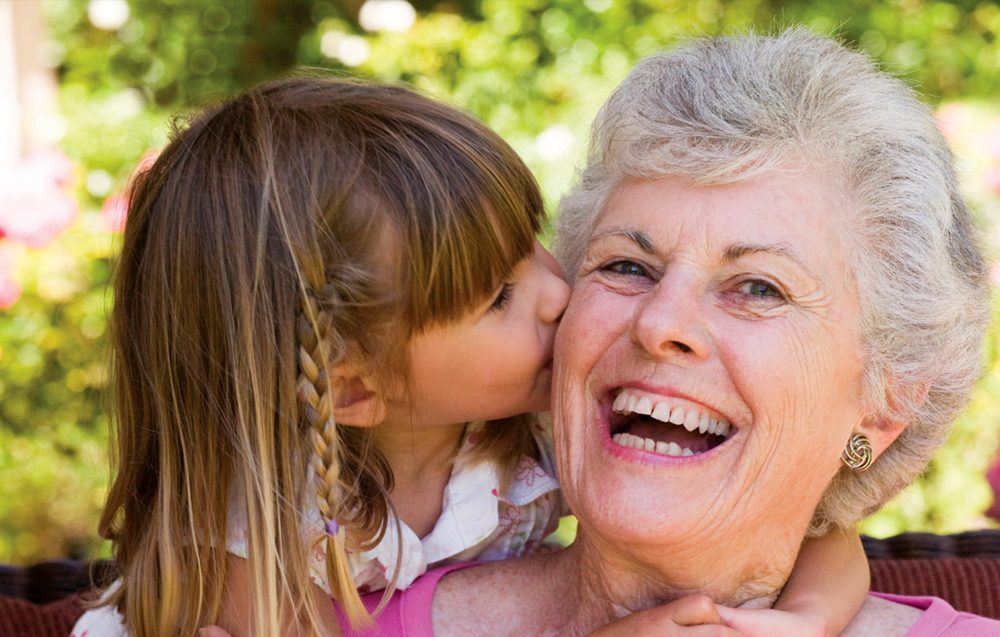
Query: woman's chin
564 420 751 546
569 461 736 549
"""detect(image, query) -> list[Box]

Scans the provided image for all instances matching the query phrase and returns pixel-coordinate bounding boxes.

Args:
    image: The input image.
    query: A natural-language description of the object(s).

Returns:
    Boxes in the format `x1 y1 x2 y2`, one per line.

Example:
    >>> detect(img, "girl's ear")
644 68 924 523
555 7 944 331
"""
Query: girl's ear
329 364 387 427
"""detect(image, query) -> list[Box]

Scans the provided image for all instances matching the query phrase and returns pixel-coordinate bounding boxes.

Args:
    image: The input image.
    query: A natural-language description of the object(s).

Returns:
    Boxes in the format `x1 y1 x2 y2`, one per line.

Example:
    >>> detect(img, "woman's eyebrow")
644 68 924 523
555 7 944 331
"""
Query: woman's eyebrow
722 243 822 284
588 226 656 254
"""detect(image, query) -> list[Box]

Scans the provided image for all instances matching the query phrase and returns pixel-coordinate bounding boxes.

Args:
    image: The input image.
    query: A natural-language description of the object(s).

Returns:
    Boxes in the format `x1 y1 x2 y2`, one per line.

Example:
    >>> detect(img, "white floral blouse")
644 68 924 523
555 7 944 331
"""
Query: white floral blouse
228 417 564 593
71 417 563 635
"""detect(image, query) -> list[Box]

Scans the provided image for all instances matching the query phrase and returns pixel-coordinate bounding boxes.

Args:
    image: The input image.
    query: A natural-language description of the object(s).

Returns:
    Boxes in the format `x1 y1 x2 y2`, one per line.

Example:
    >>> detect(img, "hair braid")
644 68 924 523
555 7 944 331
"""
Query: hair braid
102 77 546 636
296 291 371 628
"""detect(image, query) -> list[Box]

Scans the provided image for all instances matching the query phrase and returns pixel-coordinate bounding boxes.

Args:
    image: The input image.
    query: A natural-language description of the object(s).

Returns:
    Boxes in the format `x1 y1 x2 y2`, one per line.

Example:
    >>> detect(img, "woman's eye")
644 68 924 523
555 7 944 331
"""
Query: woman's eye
487 283 513 313
738 279 784 300
602 260 649 278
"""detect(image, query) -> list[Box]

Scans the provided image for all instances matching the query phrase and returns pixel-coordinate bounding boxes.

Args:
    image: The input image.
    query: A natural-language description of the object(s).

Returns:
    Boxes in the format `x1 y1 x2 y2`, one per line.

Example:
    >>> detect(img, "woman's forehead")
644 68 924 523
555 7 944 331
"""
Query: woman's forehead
591 173 853 266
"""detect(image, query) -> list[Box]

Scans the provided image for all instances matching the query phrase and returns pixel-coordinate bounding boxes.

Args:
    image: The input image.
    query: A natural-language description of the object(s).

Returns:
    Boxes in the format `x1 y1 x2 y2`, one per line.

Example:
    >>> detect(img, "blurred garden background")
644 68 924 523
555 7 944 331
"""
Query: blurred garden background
1 0 1000 565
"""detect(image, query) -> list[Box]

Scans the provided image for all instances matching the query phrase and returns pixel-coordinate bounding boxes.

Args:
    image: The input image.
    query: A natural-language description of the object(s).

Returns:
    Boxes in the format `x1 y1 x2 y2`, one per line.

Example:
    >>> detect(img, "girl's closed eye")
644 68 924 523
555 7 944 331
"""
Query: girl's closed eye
487 282 514 313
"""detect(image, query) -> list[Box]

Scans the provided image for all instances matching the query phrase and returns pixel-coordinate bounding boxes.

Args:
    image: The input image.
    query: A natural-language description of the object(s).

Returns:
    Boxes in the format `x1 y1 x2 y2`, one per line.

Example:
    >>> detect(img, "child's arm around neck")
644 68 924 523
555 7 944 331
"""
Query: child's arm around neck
715 526 870 636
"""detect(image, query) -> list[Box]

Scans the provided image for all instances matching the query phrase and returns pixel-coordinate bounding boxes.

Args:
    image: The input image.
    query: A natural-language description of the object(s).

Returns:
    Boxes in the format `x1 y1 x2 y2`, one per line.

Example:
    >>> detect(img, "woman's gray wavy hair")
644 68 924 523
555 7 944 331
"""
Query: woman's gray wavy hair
555 28 991 533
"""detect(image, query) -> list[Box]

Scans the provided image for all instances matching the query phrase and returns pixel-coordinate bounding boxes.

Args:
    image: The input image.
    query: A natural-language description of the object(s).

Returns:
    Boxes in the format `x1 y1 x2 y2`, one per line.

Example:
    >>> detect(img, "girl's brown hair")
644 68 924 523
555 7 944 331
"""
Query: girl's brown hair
99 78 544 635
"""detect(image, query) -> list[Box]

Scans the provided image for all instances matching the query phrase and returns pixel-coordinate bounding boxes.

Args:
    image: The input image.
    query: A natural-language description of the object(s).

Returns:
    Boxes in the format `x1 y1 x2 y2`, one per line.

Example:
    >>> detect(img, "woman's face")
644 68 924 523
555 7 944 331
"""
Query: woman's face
553 171 868 574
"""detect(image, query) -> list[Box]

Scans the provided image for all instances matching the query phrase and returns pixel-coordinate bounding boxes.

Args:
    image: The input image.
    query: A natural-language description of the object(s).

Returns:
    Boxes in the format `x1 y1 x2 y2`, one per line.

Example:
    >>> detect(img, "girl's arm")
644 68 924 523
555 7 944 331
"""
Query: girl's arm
215 554 344 637
586 595 744 636
716 527 869 637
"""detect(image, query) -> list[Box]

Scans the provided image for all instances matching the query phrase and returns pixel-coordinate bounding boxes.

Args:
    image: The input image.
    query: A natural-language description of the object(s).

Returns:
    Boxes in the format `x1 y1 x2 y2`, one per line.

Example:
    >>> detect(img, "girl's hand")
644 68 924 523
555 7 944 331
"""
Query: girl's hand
716 605 827 637
587 595 746 636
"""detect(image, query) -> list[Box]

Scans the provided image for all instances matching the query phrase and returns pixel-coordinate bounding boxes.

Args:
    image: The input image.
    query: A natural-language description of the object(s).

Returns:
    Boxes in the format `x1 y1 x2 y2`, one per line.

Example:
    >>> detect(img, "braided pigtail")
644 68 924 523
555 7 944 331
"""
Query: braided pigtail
102 77 546 637
296 292 372 628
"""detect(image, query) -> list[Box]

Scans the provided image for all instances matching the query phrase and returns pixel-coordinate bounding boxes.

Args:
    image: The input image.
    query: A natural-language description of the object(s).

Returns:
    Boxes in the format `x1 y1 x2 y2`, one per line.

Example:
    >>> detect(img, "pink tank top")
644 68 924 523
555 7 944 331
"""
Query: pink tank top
336 562 481 637
336 570 1000 636
871 593 1000 636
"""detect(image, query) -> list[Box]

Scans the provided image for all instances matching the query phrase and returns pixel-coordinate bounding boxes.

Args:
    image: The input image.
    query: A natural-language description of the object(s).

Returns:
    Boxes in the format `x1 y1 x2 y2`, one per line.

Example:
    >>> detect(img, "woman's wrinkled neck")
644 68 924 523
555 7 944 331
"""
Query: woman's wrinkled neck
562 530 786 634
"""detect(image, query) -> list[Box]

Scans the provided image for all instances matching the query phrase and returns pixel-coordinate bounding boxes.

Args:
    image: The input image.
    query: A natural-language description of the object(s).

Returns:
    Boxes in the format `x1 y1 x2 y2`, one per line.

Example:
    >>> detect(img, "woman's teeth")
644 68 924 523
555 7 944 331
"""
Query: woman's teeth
612 432 695 457
612 389 731 437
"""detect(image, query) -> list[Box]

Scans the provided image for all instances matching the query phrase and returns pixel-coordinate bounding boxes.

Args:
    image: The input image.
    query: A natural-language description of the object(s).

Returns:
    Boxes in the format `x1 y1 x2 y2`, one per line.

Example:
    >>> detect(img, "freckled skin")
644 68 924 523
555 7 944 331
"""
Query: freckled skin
553 172 870 602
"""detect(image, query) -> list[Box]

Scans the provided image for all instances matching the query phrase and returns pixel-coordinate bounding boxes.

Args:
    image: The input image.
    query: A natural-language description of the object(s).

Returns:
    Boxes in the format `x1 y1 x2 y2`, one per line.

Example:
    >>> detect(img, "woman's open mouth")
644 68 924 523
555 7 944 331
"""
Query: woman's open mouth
607 388 737 458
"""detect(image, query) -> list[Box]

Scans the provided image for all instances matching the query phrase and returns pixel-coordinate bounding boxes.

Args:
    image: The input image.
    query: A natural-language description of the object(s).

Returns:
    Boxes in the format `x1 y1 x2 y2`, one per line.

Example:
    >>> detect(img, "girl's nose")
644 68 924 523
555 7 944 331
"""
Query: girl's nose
535 241 570 323
535 240 567 281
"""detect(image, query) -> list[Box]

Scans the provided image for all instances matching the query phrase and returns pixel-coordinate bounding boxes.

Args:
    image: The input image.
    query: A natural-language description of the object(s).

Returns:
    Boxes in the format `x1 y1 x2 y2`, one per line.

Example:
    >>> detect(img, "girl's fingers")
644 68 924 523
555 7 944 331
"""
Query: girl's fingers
716 606 825 637
667 595 725 626
587 595 746 637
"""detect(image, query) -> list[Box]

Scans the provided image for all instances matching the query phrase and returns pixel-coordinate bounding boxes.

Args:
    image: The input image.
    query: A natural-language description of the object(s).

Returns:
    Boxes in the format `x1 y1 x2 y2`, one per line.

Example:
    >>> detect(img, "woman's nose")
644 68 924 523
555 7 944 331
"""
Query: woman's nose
630 278 711 363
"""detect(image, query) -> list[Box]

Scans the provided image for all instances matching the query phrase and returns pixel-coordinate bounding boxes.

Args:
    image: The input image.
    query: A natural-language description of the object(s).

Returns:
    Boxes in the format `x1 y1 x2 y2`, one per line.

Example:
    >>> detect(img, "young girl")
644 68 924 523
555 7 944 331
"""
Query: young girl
74 78 868 637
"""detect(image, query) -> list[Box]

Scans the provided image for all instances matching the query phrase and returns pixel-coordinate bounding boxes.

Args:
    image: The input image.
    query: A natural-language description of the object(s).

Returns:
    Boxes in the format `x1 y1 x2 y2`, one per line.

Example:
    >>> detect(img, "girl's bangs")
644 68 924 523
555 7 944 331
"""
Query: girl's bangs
394 144 544 331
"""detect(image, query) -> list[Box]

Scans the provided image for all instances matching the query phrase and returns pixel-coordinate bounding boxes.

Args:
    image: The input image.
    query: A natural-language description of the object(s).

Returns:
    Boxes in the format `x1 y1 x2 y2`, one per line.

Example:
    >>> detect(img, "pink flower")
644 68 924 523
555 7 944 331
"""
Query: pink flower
987 165 1000 198
136 148 160 173
497 502 521 536
0 248 21 309
101 194 129 233
989 262 1000 289
984 125 1000 161
0 150 78 248
514 457 545 487
987 452 1000 523
98 147 161 234
935 103 969 141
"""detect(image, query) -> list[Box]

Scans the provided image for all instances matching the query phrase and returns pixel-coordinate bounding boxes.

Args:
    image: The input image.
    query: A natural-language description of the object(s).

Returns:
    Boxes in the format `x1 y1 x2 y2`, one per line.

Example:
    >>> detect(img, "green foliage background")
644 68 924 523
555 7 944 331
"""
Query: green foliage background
2 0 999 563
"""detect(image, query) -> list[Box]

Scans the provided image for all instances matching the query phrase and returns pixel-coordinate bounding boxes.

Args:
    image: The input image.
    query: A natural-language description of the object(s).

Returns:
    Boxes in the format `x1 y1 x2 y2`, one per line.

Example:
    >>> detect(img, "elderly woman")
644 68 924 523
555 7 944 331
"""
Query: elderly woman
216 29 998 636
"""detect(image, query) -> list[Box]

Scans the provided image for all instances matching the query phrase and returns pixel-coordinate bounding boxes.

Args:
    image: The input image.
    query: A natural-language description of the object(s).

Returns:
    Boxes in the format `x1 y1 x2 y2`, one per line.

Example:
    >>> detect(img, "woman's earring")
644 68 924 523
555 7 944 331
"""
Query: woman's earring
842 433 874 471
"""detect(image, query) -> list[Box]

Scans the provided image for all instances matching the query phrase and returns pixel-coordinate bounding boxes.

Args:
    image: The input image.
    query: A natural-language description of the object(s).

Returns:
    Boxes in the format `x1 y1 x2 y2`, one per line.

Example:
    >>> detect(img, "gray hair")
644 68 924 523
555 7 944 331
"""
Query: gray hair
555 28 991 533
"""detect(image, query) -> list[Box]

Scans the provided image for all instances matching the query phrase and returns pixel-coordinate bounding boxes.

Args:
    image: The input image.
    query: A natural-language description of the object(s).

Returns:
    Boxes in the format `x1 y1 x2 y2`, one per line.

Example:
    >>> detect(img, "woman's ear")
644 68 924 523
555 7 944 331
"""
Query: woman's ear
329 363 386 428
860 380 930 459
858 416 905 461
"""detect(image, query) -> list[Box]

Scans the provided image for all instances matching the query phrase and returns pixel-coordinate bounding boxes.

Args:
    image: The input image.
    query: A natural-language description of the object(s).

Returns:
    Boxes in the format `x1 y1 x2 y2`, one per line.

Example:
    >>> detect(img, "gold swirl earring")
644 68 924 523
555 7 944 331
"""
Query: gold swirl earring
841 433 874 471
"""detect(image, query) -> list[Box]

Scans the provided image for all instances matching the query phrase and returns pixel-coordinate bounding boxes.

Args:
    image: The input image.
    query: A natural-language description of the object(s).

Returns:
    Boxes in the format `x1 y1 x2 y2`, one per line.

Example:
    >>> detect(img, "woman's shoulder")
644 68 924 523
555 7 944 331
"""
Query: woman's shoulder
431 553 569 637
844 593 1000 636
841 595 923 636
430 560 526 635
